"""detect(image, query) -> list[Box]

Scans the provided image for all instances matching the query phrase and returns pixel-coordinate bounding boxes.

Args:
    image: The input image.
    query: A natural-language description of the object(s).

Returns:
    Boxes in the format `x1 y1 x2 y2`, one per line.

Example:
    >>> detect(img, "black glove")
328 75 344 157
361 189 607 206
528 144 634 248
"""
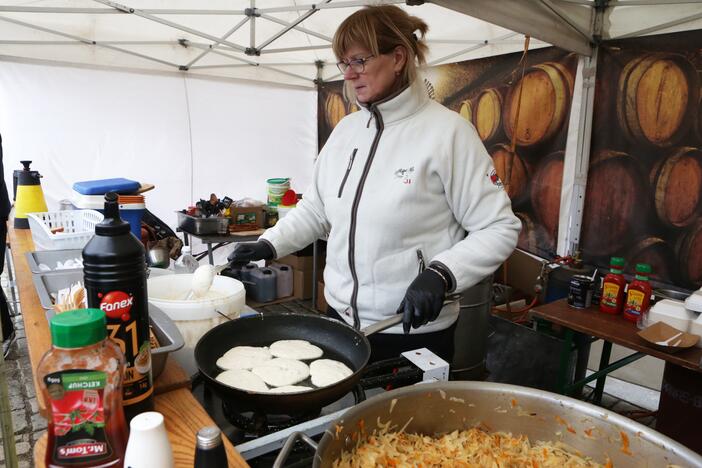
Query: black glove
397 268 448 334
227 241 274 266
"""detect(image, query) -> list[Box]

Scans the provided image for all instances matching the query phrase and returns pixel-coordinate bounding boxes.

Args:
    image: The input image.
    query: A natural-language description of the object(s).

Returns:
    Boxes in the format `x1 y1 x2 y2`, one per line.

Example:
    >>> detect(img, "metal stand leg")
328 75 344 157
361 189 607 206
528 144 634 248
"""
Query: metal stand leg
207 243 214 265
556 328 574 394
594 341 612 405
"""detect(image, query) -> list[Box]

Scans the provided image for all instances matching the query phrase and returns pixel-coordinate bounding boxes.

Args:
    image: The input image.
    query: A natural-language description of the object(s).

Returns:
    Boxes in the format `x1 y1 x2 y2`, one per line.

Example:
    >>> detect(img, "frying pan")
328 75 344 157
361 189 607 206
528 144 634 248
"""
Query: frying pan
194 312 402 415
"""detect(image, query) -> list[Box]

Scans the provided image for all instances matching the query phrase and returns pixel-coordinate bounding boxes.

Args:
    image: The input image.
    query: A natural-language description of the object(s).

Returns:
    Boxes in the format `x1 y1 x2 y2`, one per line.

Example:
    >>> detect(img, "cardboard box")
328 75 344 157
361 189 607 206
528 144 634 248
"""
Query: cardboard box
277 254 315 272
293 270 314 299
316 280 327 312
230 206 265 228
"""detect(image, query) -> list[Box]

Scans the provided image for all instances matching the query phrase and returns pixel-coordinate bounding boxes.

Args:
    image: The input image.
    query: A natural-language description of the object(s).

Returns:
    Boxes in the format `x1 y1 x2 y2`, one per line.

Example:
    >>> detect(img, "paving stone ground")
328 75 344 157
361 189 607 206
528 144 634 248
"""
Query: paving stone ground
0 282 658 466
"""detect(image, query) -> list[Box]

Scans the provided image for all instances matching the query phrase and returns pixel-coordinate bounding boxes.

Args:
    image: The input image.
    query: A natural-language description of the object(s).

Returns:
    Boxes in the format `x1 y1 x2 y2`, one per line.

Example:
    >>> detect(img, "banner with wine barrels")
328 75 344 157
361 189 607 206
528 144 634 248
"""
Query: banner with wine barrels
318 47 578 259
584 29 702 288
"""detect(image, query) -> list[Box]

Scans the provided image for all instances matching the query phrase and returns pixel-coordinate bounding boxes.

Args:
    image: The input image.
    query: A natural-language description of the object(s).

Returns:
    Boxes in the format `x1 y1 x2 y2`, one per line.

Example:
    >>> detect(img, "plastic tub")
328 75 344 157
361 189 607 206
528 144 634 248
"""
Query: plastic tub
25 249 83 274
147 274 245 374
647 299 696 332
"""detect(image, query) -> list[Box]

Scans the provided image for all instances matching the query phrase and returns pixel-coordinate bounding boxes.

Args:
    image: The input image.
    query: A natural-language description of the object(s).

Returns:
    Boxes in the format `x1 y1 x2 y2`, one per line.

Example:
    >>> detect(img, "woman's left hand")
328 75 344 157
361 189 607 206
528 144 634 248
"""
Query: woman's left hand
397 269 446 334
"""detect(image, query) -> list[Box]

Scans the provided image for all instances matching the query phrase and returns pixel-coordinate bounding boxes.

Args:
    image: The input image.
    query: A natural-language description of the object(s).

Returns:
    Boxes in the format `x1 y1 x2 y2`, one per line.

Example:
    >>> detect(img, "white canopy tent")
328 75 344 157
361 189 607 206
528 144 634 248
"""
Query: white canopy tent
0 0 701 255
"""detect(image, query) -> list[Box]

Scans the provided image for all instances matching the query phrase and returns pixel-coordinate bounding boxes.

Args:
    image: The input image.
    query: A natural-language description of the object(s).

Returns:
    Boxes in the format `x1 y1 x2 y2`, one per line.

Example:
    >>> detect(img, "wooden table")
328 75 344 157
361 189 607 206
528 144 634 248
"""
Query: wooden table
8 227 249 467
531 299 702 400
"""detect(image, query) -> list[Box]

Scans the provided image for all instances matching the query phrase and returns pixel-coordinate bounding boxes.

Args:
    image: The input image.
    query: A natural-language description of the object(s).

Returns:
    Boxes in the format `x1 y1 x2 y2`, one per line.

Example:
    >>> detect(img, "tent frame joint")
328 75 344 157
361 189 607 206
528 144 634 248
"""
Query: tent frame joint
244 7 261 18
245 47 261 56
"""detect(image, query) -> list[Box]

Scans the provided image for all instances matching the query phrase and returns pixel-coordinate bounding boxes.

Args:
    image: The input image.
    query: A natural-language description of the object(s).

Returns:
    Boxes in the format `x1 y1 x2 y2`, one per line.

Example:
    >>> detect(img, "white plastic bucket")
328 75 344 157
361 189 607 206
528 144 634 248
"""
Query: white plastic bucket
147 274 245 374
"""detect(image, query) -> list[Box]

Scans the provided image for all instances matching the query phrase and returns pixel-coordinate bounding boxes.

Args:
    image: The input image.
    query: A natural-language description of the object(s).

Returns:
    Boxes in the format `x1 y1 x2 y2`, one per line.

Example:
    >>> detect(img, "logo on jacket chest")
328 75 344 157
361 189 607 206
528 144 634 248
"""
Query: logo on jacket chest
394 167 415 185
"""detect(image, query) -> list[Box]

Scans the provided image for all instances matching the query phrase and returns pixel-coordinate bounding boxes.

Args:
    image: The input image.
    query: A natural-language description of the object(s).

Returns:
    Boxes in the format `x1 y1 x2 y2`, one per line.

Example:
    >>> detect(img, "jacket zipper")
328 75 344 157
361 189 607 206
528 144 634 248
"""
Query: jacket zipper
348 108 384 329
416 249 426 274
338 148 357 198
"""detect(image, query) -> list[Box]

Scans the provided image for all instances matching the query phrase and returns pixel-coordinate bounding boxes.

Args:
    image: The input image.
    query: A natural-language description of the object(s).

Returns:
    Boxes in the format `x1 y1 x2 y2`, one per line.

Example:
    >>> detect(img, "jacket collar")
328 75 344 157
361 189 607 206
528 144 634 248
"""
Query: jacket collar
359 78 429 126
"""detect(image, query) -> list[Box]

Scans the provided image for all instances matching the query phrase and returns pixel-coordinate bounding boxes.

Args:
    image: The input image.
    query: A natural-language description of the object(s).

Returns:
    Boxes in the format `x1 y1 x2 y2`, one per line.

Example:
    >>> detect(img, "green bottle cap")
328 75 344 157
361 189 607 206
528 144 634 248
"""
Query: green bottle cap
50 309 106 349
610 257 625 268
635 263 652 274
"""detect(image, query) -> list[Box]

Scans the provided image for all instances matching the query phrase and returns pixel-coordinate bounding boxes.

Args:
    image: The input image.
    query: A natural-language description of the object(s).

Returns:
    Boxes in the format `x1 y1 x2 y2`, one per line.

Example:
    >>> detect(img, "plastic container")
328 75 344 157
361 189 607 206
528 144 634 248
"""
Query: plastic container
174 246 199 274
83 193 154 421
37 309 128 467
647 299 696 332
118 195 146 240
270 263 293 298
623 263 653 323
277 205 295 219
25 249 83 274
267 178 290 207
28 210 104 251
73 178 140 195
684 287 702 313
239 263 259 296
690 313 702 348
147 274 244 375
600 257 626 315
176 212 229 235
249 267 277 303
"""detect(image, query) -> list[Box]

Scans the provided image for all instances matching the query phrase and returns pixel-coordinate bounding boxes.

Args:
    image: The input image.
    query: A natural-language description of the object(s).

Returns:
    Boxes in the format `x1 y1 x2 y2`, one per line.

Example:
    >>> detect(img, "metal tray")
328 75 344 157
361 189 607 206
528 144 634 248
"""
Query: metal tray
176 211 230 235
32 270 83 310
26 249 83 274
31 272 184 380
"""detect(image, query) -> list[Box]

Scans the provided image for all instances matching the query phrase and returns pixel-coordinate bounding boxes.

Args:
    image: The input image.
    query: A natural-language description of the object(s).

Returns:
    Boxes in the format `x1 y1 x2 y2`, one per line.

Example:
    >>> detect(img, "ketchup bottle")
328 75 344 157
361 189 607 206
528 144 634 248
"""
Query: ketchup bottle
623 263 652 323
38 309 128 468
83 192 154 422
599 257 626 315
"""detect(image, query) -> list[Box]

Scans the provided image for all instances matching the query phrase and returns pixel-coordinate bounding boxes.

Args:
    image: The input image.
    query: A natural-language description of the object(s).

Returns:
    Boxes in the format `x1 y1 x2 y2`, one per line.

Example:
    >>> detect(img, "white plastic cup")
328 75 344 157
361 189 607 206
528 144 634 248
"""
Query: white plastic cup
124 412 174 468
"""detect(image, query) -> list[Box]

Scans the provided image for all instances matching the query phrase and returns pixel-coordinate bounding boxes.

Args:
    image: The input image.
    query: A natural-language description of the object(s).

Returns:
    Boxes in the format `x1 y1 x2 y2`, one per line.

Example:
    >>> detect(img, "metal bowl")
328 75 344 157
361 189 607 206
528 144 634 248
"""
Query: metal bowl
313 381 701 467
147 246 170 269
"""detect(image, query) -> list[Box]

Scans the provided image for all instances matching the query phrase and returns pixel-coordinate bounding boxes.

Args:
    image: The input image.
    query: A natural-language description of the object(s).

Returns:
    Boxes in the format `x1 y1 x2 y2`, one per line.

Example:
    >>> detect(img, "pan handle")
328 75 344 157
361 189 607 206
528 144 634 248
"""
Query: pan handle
273 431 318 468
360 293 462 337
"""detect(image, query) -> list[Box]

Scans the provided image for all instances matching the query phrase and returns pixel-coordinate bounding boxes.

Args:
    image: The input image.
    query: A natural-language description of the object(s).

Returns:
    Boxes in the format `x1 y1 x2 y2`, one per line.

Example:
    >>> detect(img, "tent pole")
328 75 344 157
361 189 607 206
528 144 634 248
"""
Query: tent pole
427 32 518 66
93 0 248 53
0 15 180 68
539 0 594 41
614 10 702 38
184 17 250 69
557 3 606 256
257 0 404 14
258 13 333 43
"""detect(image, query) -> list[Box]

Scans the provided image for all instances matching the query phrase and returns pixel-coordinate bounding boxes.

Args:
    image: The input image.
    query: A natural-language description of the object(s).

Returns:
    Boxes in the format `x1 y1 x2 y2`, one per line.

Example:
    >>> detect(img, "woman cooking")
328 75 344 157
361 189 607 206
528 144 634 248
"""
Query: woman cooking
228 5 520 363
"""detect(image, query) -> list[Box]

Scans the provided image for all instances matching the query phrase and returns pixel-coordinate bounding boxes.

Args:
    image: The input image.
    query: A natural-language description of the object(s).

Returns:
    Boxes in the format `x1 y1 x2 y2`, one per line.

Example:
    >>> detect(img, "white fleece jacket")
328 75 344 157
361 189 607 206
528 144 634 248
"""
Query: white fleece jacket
261 80 520 333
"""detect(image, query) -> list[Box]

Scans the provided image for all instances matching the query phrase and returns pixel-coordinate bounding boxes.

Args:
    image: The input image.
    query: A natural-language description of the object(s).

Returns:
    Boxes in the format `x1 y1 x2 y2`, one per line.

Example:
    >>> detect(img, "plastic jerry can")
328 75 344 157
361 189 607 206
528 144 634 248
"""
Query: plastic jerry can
249 268 278 303
269 263 294 298
239 263 259 296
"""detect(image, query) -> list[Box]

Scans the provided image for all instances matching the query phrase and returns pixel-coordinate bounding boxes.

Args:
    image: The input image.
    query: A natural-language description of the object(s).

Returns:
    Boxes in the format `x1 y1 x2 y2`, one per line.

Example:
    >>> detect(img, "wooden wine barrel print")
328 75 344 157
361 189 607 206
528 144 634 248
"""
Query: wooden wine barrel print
348 102 359 114
530 152 564 240
696 94 702 143
489 144 529 202
626 236 675 282
473 89 503 142
649 147 702 228
459 100 473 123
617 54 699 147
581 150 645 257
325 93 346 129
676 220 702 287
503 62 574 147
515 212 539 253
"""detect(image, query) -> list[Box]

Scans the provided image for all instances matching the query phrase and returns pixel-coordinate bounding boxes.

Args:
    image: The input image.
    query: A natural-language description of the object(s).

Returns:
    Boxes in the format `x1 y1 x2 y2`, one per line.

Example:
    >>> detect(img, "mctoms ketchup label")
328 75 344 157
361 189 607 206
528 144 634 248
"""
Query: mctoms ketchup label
45 370 112 465
98 288 153 406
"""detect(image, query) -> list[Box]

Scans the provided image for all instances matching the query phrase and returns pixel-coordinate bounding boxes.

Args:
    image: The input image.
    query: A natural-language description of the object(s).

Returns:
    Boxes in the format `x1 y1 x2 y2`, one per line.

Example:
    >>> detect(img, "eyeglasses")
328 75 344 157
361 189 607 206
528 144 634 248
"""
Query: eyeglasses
336 54 375 74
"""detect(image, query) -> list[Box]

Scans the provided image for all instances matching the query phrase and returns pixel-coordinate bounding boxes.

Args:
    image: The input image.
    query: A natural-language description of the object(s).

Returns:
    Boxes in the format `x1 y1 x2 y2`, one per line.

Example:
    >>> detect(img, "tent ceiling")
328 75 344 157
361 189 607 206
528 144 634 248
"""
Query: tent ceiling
0 0 699 88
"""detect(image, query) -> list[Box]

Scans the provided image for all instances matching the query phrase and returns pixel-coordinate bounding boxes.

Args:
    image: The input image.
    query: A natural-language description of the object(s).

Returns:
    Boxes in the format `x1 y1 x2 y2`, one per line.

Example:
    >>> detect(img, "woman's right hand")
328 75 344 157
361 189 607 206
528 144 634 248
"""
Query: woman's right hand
227 241 274 265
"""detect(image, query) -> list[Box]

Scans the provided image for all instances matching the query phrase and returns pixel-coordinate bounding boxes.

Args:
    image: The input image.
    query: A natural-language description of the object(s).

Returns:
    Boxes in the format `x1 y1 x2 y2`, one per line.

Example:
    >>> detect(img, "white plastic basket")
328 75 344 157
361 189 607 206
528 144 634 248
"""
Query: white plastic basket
27 210 104 251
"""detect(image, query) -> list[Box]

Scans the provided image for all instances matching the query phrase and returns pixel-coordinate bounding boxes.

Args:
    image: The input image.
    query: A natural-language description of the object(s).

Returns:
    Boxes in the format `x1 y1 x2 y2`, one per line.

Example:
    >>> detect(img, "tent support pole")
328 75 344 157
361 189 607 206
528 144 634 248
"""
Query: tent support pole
427 32 519 66
184 17 250 69
258 13 333 43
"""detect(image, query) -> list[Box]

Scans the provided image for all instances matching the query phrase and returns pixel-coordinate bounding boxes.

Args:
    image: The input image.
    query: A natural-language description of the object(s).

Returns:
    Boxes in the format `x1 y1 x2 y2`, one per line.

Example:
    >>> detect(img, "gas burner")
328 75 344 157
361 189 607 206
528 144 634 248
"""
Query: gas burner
221 384 367 438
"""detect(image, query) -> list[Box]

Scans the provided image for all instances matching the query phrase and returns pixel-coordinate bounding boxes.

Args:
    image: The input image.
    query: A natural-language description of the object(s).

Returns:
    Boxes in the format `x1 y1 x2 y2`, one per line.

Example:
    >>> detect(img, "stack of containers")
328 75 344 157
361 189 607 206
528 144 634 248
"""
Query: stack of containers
685 288 702 348
72 178 145 239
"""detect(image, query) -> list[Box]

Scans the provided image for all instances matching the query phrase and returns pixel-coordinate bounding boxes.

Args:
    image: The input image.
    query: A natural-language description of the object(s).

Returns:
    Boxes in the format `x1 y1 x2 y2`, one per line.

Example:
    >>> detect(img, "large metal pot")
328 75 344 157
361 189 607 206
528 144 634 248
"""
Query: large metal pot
275 381 702 467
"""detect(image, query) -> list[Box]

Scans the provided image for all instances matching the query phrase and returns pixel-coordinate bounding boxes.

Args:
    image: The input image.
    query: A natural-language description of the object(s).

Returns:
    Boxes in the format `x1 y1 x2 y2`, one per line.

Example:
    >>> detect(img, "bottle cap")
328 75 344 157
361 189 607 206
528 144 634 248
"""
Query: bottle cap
50 309 106 348
609 257 625 268
95 191 131 236
635 263 652 274
196 426 222 450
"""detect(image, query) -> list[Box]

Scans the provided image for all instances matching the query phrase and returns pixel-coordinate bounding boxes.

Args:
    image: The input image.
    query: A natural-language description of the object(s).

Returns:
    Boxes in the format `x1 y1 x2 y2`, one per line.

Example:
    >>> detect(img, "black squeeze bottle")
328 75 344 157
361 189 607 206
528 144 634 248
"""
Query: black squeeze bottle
194 426 228 468
83 192 154 422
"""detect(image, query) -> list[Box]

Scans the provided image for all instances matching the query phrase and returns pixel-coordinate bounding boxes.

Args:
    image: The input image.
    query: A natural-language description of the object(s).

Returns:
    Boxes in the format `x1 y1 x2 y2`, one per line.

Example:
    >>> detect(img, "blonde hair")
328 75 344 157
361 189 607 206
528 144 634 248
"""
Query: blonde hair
332 5 429 101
